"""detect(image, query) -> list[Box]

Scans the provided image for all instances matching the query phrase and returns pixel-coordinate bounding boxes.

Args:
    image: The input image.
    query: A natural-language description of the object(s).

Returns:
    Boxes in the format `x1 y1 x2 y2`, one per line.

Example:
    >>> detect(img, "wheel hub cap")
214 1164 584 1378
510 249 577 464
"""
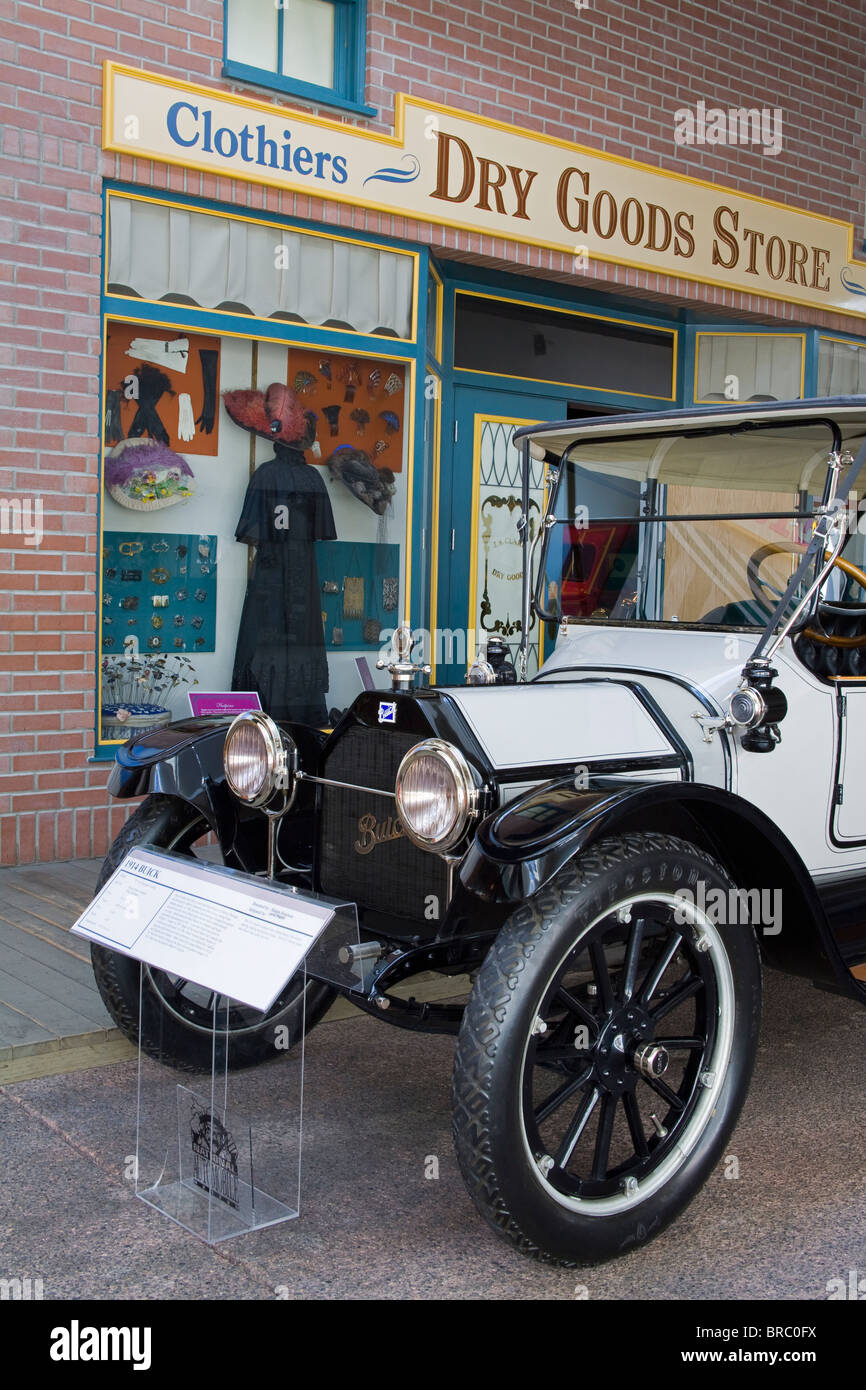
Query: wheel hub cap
593 1005 654 1093
633 1042 670 1080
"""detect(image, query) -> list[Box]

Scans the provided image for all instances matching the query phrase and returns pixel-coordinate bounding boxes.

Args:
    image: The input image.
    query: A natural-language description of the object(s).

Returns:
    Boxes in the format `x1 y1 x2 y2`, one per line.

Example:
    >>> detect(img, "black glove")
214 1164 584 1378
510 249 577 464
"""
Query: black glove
196 350 218 434
128 365 172 445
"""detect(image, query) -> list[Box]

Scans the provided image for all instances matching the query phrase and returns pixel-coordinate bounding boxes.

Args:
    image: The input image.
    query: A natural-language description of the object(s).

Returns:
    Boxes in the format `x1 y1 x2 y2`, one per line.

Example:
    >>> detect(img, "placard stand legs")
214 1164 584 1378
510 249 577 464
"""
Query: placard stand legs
134 964 304 1244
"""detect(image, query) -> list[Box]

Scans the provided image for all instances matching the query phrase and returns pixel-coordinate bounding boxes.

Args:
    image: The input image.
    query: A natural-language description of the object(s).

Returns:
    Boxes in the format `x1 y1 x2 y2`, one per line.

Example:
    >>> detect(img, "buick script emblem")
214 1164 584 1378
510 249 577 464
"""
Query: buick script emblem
355 812 405 854
378 700 396 724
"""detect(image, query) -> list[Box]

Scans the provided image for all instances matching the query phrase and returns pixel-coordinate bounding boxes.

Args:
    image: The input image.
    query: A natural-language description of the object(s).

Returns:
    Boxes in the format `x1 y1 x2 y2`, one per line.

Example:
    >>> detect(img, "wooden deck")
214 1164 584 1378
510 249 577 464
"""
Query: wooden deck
0 855 469 1081
0 858 125 1069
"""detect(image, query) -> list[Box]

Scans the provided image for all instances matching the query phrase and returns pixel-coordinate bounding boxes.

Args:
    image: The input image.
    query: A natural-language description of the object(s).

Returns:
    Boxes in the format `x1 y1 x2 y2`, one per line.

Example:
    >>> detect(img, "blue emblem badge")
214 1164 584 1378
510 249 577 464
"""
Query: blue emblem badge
378 701 397 724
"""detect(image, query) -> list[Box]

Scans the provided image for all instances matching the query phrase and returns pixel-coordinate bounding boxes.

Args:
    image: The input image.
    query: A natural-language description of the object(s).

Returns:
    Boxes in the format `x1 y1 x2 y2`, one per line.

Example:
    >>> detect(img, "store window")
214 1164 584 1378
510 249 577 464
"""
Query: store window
100 316 414 745
223 0 371 115
818 336 866 395
694 332 805 403
454 292 676 400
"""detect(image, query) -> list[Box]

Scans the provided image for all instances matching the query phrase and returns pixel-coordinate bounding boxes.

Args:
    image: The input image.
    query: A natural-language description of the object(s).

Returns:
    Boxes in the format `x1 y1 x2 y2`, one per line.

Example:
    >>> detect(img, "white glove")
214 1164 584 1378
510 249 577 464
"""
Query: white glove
177 393 195 442
126 337 189 372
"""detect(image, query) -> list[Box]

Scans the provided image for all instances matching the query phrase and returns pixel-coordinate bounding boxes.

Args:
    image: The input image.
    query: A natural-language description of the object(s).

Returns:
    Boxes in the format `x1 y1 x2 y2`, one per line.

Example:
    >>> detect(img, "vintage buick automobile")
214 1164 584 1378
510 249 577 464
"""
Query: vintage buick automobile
92 398 866 1265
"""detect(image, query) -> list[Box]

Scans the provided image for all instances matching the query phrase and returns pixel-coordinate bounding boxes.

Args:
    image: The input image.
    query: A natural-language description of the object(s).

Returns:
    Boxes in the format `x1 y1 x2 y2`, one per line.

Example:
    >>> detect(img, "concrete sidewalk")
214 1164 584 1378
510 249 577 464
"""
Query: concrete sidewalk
2 965 866 1300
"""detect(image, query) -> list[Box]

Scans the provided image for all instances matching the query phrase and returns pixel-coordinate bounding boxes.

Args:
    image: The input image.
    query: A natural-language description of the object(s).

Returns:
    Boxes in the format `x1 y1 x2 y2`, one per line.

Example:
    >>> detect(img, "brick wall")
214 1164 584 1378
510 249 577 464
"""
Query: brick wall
0 0 864 865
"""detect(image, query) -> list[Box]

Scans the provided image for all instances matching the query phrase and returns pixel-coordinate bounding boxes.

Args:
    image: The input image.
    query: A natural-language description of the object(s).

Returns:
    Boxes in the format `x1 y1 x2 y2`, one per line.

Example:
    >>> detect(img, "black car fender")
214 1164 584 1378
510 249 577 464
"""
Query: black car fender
459 775 854 998
106 717 325 875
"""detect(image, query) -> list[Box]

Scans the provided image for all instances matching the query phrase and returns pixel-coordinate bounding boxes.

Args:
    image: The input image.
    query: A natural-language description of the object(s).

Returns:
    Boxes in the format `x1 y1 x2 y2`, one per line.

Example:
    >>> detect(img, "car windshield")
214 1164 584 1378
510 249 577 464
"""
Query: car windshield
543 420 864 629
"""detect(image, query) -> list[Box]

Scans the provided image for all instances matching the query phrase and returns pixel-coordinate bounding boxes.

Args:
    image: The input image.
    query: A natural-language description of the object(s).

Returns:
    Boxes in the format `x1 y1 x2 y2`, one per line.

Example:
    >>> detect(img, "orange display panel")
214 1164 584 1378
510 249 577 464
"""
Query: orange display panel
105 323 221 456
286 346 405 474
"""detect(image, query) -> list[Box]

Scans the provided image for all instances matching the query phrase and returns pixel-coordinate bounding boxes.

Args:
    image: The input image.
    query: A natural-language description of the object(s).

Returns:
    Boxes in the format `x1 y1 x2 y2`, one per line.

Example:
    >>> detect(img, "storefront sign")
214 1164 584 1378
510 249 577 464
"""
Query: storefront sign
103 63 866 319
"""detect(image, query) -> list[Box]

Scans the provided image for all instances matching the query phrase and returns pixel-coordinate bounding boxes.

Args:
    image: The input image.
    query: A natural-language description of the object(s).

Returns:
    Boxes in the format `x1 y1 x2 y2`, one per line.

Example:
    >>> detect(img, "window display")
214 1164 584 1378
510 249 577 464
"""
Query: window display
225 384 336 725
99 322 412 745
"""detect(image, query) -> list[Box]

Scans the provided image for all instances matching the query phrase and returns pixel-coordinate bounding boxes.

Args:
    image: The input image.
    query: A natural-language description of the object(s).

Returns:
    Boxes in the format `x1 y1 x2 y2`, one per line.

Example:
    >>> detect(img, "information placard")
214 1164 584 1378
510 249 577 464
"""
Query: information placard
72 849 335 1012
188 691 262 717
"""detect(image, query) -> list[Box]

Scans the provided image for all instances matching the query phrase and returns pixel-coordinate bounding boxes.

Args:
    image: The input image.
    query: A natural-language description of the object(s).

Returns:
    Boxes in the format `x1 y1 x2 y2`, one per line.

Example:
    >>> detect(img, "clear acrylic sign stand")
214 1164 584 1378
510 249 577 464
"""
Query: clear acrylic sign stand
132 895 361 1245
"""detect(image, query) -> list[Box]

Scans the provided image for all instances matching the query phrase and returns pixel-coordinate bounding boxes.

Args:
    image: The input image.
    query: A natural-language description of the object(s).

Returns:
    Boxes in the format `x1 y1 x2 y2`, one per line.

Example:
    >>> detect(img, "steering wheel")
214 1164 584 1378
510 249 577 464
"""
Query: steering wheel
747 541 866 646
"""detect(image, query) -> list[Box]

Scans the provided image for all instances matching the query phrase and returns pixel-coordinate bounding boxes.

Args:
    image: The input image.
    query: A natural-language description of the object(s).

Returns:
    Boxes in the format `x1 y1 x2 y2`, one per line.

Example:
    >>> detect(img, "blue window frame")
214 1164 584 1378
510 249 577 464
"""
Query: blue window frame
223 0 375 118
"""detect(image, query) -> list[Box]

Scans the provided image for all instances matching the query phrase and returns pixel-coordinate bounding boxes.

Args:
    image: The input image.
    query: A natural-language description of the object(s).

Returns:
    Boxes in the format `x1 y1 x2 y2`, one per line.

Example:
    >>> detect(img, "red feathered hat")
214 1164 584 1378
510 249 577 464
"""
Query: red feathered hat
223 382 308 444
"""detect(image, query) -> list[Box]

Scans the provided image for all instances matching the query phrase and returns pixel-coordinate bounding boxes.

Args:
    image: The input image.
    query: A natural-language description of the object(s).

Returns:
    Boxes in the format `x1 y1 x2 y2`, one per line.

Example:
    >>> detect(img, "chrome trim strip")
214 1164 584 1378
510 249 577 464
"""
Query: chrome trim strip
297 770 396 800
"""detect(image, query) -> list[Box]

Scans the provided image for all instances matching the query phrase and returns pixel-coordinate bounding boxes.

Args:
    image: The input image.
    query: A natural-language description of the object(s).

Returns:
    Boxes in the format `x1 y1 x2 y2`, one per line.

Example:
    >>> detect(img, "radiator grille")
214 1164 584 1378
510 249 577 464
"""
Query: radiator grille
318 725 449 920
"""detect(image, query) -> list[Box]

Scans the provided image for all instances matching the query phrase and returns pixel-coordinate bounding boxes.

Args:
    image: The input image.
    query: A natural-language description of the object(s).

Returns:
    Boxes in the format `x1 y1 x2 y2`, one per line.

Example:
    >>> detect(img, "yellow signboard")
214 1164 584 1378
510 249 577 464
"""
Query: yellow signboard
103 63 866 320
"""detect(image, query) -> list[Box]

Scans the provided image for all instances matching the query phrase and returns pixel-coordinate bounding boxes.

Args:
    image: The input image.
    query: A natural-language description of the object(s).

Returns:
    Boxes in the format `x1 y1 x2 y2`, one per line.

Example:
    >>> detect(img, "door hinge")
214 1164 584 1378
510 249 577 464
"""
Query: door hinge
835 783 844 805
838 693 847 716
450 529 455 551
454 419 458 443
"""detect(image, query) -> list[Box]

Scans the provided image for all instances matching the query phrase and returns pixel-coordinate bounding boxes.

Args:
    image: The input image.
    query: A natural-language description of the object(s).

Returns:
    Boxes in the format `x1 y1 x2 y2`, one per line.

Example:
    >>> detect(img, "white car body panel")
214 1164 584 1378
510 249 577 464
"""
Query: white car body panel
539 623 856 878
447 683 673 769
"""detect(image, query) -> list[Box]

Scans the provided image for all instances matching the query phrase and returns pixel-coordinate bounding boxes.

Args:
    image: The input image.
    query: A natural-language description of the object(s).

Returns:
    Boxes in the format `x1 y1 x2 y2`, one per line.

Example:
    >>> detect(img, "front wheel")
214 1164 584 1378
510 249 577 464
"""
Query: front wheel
91 794 337 1071
451 832 761 1265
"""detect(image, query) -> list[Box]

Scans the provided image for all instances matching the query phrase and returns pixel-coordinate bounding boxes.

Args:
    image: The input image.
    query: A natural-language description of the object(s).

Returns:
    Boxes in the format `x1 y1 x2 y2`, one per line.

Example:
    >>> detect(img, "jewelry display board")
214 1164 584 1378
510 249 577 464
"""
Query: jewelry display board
316 540 400 649
102 531 218 654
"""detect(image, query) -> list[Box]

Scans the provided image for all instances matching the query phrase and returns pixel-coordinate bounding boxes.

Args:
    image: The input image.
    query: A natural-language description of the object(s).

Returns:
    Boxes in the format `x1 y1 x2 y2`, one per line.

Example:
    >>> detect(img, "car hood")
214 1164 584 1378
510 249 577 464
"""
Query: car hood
446 681 677 772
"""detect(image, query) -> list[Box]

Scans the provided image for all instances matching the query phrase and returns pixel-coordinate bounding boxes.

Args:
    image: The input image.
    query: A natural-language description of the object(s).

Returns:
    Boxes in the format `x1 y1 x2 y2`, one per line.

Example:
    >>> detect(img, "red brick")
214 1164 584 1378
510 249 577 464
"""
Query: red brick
1 0 865 865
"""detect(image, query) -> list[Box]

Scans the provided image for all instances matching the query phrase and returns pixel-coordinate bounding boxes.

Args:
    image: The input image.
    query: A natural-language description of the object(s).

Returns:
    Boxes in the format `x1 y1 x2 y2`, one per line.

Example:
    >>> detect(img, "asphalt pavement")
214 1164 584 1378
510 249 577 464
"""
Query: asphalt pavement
2 964 866 1300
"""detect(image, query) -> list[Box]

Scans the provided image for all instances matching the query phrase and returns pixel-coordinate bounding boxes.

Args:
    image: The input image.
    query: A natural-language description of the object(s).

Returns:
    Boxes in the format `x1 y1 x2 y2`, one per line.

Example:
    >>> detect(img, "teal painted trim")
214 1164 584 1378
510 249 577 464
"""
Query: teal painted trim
674 318 687 407
350 0 370 112
436 258 682 331
409 246 435 637
437 280 457 654
682 323 698 407
88 751 118 764
221 60 377 118
102 294 416 355
804 332 820 398
450 368 674 412
95 182 111 757
442 262 681 408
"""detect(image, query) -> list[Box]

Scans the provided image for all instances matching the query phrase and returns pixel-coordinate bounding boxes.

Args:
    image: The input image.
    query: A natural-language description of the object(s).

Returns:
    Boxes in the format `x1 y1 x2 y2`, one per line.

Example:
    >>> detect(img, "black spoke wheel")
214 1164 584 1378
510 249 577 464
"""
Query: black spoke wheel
452 833 761 1265
91 794 337 1071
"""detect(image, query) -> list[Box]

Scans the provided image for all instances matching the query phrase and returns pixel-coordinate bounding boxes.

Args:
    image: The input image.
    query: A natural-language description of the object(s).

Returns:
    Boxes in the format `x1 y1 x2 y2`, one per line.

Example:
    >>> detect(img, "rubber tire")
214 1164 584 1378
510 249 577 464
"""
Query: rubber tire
90 794 337 1071
451 832 762 1266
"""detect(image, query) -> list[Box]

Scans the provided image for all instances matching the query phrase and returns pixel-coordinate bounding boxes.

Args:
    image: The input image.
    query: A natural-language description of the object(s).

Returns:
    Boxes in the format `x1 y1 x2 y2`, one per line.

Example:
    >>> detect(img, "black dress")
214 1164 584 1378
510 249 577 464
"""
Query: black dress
232 444 336 725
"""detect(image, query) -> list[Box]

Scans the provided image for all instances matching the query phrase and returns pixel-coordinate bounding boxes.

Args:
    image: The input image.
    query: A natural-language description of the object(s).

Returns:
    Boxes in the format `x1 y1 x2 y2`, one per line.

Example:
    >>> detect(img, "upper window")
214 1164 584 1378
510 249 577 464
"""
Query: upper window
224 0 372 116
694 332 805 404
454 292 676 401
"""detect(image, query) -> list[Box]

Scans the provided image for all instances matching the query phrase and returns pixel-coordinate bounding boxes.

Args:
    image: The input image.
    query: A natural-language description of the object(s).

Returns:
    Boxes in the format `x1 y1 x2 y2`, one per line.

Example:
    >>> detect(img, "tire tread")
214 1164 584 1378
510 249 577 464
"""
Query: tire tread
451 831 741 1267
